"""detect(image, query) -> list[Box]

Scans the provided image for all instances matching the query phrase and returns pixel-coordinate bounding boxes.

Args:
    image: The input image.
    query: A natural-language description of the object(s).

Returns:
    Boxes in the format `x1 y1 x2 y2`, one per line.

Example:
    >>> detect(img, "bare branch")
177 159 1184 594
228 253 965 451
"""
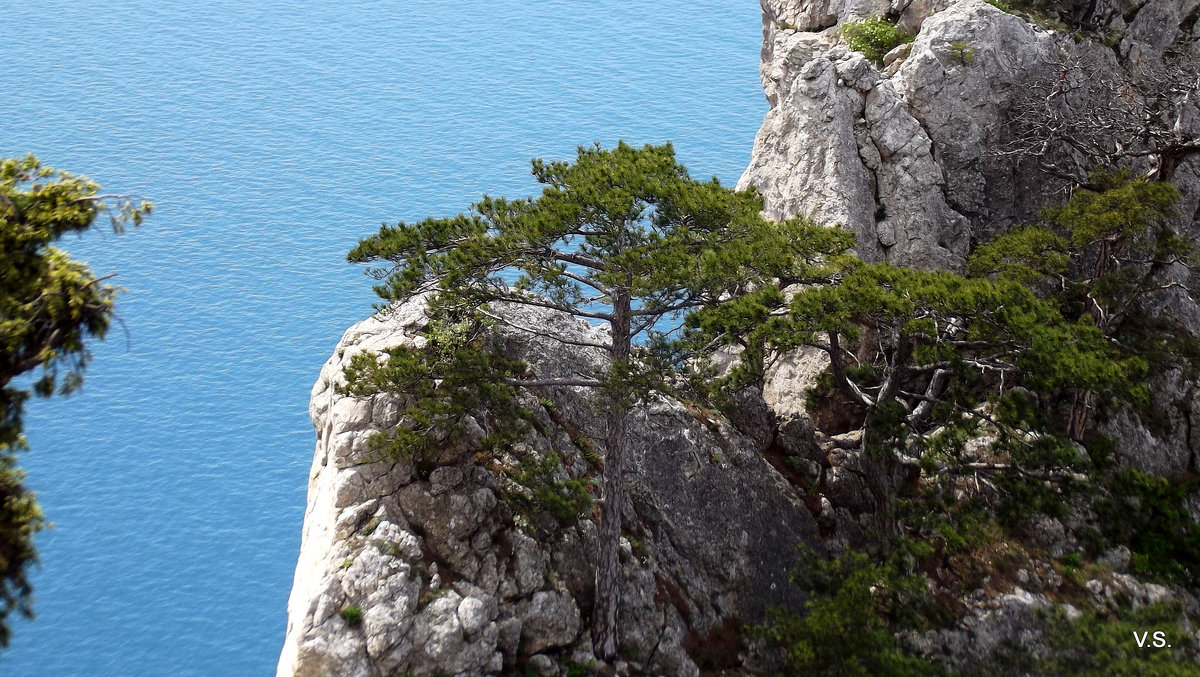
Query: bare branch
552 251 607 271
910 368 950 426
557 269 611 296
828 331 875 407
477 307 613 351
508 377 604 388
628 298 703 317
496 295 613 321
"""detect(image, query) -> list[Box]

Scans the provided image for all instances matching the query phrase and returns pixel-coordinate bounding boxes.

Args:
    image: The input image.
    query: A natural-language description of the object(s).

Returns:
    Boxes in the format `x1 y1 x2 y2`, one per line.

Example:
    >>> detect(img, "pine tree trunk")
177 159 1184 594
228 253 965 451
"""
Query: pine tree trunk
593 399 627 661
593 290 630 661
1067 390 1092 441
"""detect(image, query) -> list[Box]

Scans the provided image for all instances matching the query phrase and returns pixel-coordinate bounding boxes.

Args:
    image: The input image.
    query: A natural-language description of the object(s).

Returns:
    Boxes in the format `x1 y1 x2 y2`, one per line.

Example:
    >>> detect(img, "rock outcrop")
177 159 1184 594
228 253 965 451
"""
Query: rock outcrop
279 0 1200 673
741 0 1200 268
277 299 816 676
732 0 1200 670
741 0 1200 472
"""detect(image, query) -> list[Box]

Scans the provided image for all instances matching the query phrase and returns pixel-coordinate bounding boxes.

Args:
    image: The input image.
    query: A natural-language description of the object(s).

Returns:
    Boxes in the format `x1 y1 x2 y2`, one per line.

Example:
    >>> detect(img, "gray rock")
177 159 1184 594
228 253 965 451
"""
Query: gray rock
746 0 1200 474
912 586 1054 672
457 595 493 636
278 297 816 675
1098 545 1132 573
522 591 581 653
527 653 558 677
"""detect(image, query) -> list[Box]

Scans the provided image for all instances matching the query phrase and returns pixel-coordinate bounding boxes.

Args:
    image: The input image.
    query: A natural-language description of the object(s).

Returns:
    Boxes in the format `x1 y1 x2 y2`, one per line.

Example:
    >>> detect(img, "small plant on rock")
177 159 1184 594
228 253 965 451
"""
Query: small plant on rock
340 605 364 627
837 16 914 64
948 40 977 65
504 454 594 525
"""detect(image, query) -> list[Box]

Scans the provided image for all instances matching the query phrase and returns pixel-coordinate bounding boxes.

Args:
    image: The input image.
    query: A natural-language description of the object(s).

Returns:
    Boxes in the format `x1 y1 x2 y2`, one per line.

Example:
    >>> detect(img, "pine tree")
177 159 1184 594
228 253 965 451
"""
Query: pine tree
345 141 848 658
0 155 151 645
689 172 1194 501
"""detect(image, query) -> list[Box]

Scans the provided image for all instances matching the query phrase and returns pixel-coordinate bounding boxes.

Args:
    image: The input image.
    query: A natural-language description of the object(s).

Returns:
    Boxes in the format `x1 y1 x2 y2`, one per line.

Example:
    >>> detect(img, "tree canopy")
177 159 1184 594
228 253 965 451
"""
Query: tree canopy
345 141 850 658
698 173 1200 673
0 156 150 646
690 173 1194 474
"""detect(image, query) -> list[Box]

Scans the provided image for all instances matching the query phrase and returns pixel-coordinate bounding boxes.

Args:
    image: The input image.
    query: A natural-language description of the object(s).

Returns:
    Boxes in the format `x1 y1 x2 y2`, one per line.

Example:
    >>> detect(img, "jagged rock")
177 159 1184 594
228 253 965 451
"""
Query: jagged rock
827 464 875 514
527 653 558 676
763 345 828 420
277 298 816 676
724 387 778 452
278 1 1200 673
1121 0 1200 63
1087 573 1173 610
1098 545 1132 573
910 587 1055 671
1025 515 1070 559
741 2 1049 268
746 0 1200 482
745 0 1200 262
776 414 822 463
520 591 581 653
1101 368 1200 476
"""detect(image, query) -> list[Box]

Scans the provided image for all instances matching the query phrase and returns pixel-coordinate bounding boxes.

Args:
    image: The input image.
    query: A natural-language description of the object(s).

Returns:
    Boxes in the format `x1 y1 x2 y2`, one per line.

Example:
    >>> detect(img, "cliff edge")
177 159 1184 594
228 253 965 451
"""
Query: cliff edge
279 0 1200 673
277 300 815 676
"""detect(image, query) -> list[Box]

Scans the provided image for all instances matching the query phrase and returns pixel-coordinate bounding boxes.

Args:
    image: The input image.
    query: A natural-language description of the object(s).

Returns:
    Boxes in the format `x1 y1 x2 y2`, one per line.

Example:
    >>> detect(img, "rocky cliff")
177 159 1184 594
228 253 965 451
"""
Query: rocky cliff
741 0 1200 473
280 0 1200 673
277 300 816 676
741 0 1200 270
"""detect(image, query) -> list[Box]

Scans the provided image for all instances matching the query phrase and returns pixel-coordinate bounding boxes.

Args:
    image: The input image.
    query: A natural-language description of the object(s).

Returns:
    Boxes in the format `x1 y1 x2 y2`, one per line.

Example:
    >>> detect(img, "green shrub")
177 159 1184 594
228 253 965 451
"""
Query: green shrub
1039 602 1195 674
371 539 404 558
948 40 976 65
338 312 530 463
505 455 593 525
340 605 364 626
983 0 1067 31
759 543 943 676
1087 470 1200 585
983 602 1199 675
837 17 914 64
560 657 597 677
1103 29 1123 50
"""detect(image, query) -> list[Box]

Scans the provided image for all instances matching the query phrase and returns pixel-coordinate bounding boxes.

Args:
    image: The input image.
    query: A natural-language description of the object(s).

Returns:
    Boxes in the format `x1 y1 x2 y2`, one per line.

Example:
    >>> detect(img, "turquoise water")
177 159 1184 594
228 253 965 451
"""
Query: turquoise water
0 1 764 674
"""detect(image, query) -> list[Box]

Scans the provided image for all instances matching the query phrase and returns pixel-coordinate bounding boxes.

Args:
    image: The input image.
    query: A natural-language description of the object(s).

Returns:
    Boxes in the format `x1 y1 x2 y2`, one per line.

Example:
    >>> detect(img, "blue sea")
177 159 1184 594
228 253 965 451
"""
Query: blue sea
0 1 764 674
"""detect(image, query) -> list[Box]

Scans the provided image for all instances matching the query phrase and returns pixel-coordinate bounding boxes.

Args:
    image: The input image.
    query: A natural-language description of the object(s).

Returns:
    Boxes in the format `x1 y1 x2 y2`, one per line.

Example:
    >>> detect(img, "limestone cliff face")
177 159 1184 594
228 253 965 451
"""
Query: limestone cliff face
740 0 1200 472
277 299 815 677
279 2 1200 673
741 0 1200 270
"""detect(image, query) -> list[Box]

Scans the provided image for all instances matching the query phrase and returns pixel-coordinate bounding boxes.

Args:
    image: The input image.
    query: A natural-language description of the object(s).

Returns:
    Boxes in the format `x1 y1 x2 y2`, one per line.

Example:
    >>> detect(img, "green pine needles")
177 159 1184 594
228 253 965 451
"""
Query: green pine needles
338 313 531 462
734 173 1200 673
759 542 943 676
0 156 151 647
345 141 851 659
344 145 1200 670
689 172 1194 484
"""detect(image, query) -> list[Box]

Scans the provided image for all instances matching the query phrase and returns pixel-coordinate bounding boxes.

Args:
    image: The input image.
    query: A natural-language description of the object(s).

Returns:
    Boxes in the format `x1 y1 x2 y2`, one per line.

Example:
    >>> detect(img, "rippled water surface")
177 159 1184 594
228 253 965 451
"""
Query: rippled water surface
0 1 764 673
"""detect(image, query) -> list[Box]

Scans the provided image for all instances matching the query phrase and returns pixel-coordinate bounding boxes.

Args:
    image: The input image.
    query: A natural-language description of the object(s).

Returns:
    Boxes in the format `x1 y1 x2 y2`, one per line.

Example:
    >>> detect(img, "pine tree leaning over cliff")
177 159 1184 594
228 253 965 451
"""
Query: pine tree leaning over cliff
0 156 151 646
345 141 850 660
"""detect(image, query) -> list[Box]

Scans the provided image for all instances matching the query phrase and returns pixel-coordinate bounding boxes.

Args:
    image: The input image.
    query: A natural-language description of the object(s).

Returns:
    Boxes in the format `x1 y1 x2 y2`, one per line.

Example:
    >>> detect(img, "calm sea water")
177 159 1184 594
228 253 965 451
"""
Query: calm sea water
0 1 764 674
